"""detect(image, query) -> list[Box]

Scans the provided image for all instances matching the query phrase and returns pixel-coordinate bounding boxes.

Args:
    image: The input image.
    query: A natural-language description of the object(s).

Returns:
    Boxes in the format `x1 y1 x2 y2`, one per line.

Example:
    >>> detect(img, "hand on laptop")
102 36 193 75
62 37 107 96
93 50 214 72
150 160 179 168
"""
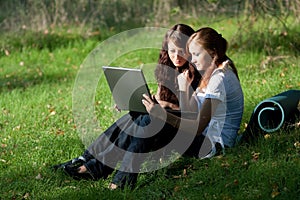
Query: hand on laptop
114 104 122 112
142 94 167 119
157 100 180 110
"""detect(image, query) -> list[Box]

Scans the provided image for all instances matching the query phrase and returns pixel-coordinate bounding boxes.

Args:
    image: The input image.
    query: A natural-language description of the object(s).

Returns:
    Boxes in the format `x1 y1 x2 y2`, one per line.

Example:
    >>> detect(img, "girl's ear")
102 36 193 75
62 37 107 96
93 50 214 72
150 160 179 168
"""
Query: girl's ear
211 48 217 58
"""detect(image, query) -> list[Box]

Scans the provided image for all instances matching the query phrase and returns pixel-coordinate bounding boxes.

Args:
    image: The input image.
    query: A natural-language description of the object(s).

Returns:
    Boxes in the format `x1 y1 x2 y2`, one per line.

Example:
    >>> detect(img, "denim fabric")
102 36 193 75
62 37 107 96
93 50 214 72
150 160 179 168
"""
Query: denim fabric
79 111 205 188
81 112 153 187
83 158 114 180
111 117 180 187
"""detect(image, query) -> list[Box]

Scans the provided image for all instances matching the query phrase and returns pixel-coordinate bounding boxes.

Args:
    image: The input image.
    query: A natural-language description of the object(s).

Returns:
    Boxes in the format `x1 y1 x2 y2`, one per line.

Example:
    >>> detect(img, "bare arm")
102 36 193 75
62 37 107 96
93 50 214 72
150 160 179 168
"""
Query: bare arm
179 91 198 112
177 70 198 112
142 94 220 136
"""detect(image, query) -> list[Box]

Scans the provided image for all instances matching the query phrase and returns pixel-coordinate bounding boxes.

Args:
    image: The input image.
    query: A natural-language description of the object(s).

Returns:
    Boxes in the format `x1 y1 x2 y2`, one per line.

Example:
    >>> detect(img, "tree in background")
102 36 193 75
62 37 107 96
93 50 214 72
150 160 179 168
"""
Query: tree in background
0 0 299 33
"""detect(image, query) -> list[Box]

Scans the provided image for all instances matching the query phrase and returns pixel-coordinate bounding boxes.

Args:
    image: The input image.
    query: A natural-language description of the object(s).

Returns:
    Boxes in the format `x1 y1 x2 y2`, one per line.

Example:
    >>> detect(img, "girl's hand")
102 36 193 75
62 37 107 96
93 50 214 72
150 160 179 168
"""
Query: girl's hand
114 104 121 112
177 70 193 92
142 94 167 119
221 60 230 69
157 100 180 110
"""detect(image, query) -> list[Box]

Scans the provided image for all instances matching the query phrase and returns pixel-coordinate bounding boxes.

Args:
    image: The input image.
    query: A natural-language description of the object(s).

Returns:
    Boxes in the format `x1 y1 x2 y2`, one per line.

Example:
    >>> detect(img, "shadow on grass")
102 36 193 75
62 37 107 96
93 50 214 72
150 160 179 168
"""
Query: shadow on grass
0 31 101 53
230 27 300 56
0 72 74 93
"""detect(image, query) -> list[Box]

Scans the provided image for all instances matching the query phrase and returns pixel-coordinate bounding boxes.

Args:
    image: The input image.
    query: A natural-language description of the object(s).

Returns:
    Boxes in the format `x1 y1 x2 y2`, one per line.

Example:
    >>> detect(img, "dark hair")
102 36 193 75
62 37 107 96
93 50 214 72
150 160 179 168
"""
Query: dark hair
187 27 239 90
155 24 199 105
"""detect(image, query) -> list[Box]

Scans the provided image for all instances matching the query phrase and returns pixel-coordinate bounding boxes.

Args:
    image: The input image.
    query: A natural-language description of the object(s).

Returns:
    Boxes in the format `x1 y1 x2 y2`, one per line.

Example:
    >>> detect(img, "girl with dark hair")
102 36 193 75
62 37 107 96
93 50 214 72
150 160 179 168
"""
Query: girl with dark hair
155 24 200 108
143 27 244 158
53 24 201 189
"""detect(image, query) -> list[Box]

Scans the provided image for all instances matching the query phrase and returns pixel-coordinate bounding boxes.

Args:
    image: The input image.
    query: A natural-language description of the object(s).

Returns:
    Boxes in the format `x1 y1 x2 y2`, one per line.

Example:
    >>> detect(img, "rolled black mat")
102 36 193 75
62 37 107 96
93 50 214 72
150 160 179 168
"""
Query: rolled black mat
240 89 300 143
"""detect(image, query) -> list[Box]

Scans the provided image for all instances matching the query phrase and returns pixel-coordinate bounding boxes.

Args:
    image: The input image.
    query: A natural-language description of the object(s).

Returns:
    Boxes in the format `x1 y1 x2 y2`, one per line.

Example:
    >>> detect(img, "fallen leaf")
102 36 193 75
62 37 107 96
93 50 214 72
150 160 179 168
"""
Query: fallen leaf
5 49 10 56
234 179 239 185
23 193 30 199
264 134 271 139
173 175 182 179
197 181 204 185
271 191 280 198
13 125 21 131
294 141 300 148
174 185 180 192
35 173 42 180
49 110 56 116
183 168 187 176
252 152 260 161
221 162 230 167
56 129 65 135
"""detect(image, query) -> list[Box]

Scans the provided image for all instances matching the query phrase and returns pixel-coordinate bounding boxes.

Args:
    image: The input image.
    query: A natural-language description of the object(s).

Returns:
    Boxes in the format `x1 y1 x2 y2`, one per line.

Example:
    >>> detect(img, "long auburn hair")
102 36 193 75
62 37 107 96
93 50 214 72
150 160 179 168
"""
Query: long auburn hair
155 24 200 105
187 27 239 90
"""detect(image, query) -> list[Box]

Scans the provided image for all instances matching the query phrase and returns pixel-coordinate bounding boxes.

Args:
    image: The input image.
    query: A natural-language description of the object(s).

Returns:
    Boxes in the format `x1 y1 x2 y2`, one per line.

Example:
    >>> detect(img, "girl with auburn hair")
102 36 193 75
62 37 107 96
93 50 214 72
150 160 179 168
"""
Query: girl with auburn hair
187 27 239 90
143 27 244 158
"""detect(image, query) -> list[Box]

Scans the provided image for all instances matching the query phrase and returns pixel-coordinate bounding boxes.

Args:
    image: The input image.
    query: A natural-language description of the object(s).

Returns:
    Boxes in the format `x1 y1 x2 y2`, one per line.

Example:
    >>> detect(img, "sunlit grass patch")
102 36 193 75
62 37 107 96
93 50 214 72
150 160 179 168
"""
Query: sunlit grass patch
0 17 299 199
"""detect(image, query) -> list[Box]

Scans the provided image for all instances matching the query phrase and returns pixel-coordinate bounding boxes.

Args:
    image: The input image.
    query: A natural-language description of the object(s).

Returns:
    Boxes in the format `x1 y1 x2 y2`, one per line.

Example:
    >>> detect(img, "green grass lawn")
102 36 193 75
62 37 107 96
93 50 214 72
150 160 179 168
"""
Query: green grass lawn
0 18 299 199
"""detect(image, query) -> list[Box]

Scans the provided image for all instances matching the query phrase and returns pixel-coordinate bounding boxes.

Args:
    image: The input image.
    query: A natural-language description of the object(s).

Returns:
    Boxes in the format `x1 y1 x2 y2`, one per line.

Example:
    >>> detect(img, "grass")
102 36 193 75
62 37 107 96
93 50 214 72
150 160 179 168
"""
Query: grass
0 17 300 199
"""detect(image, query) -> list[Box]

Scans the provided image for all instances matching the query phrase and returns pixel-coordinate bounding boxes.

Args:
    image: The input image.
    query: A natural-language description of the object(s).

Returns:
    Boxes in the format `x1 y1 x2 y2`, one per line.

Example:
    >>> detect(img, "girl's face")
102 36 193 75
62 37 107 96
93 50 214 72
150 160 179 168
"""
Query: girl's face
167 41 188 68
188 41 213 72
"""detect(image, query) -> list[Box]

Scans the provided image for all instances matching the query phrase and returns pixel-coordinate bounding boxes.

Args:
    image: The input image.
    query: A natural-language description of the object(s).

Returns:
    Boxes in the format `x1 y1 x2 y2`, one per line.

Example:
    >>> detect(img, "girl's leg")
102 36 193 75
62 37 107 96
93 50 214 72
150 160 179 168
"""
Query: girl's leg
111 116 177 189
62 113 149 182
63 158 114 180
52 113 135 171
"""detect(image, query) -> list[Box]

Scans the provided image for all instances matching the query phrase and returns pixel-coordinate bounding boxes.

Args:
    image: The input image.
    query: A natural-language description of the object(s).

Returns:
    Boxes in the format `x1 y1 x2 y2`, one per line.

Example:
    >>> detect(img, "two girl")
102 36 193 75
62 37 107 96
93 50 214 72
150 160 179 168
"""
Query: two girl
54 26 244 190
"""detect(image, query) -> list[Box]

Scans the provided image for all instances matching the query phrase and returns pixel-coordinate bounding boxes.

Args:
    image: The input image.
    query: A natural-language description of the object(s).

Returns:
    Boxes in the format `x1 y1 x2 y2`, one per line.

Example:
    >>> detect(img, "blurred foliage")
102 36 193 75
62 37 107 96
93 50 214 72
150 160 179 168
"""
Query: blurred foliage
0 0 299 33
0 0 299 57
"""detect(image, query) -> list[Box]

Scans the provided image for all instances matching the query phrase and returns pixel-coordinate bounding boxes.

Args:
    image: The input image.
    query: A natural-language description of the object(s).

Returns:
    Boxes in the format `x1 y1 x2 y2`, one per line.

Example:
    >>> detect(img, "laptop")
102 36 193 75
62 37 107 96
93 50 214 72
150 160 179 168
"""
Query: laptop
102 66 199 118
102 66 152 113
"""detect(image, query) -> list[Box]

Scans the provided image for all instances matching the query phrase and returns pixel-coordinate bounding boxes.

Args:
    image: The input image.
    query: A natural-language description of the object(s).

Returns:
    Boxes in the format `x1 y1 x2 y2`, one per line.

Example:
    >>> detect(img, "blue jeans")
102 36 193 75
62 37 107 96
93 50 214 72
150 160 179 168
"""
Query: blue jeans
81 111 201 188
82 112 154 187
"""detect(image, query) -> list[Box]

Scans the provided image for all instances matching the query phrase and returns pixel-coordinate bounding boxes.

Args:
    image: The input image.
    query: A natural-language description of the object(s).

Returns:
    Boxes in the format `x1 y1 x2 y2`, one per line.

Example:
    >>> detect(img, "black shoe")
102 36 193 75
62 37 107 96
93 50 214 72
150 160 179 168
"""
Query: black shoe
215 142 224 156
200 142 225 159
67 157 86 170
51 156 86 171
51 160 73 171
63 164 95 180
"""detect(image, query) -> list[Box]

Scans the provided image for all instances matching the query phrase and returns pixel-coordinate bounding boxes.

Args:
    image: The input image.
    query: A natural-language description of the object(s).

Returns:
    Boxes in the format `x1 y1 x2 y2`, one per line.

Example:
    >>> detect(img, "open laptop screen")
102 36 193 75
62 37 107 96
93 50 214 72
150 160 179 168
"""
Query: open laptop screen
102 66 151 113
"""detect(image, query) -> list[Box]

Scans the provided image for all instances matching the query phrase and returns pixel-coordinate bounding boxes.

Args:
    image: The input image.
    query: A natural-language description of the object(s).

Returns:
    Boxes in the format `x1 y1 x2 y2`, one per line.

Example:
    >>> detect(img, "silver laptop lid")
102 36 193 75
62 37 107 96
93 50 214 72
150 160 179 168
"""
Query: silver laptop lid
102 66 151 113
